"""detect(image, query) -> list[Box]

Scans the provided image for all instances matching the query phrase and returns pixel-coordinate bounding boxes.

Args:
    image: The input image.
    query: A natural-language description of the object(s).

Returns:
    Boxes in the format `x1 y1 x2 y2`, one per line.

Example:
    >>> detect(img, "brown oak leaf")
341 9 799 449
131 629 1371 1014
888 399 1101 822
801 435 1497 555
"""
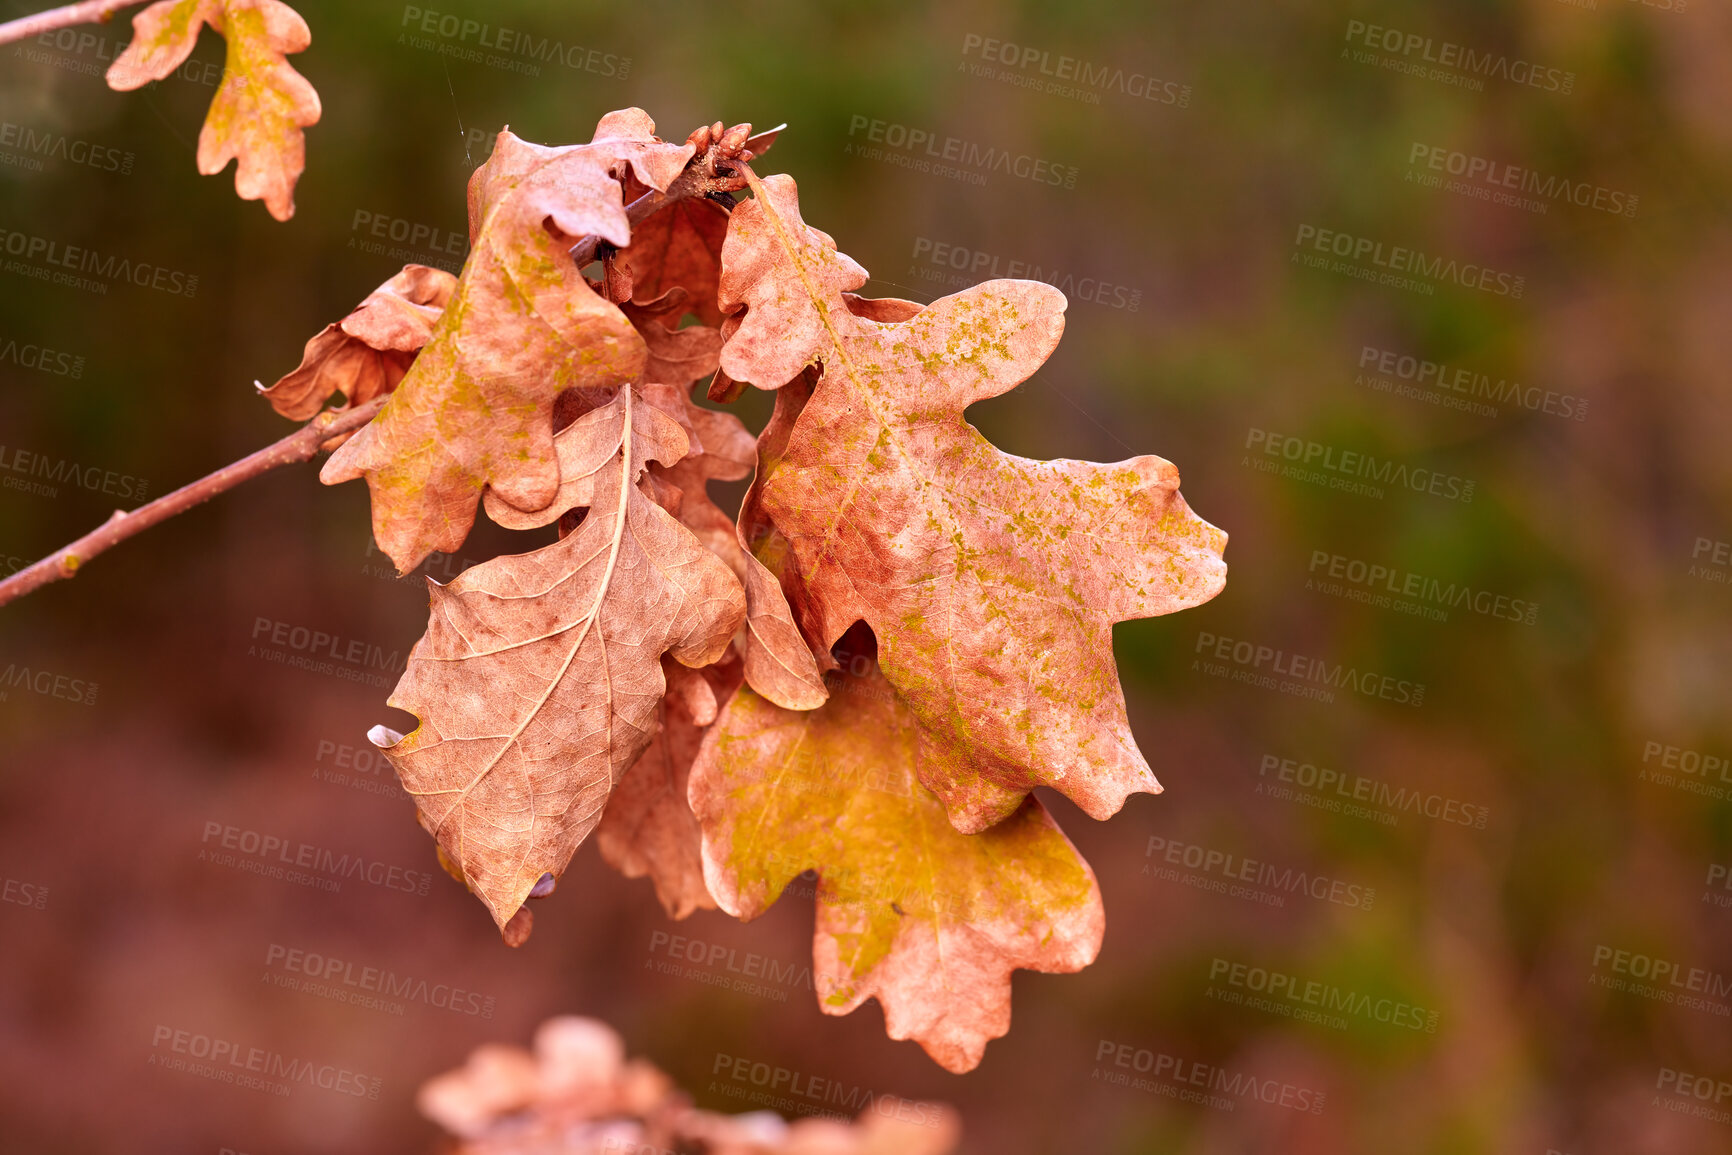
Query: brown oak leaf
106 0 321 221
716 170 1228 833
480 388 690 531
728 293 925 671
622 198 731 328
322 110 695 574
624 297 725 389
690 637 1104 1073
259 264 456 420
371 384 745 931
593 655 741 919
633 377 828 711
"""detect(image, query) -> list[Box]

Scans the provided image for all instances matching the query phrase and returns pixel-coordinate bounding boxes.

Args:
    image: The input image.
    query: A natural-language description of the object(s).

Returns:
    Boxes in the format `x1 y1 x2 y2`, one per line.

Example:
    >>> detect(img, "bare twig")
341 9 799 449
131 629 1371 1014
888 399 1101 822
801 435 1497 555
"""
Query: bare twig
0 0 144 49
0 397 385 607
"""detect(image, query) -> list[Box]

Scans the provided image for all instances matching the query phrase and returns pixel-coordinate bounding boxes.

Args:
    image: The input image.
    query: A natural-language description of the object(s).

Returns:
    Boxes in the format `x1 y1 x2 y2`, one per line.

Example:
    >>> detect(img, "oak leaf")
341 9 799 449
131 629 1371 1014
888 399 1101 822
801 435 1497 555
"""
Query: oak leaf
593 655 738 919
689 639 1105 1073
632 376 828 711
625 299 725 387
728 288 927 673
322 110 695 574
259 264 456 420
622 198 731 327
717 170 1228 833
371 385 746 932
106 0 321 221
480 387 690 531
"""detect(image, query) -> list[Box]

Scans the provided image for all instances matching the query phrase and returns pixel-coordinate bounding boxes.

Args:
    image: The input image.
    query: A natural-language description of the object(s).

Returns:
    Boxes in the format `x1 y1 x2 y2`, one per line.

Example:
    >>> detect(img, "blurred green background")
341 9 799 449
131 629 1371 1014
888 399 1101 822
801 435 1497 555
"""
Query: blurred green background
3 0 1731 1151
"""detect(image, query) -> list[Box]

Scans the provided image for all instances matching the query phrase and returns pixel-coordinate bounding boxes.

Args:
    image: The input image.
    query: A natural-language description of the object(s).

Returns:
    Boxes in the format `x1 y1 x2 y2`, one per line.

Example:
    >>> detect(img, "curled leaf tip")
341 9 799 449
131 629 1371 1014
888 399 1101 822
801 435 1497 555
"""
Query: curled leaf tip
367 724 404 748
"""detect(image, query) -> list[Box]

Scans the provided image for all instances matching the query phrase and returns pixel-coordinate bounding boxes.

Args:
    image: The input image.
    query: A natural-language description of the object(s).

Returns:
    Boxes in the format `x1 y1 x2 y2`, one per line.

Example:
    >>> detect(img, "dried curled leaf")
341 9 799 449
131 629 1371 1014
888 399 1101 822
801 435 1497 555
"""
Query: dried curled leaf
718 171 1228 833
259 264 456 420
373 385 745 932
625 298 726 386
690 639 1105 1073
635 378 828 711
323 110 696 575
106 0 321 221
421 1015 960 1155
593 655 739 919
480 387 689 531
623 198 732 328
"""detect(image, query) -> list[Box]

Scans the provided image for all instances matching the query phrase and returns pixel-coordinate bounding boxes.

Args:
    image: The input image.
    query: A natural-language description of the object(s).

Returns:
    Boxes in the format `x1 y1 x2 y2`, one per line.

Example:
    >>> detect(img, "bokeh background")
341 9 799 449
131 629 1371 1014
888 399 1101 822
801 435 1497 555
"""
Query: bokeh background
3 0 1732 1152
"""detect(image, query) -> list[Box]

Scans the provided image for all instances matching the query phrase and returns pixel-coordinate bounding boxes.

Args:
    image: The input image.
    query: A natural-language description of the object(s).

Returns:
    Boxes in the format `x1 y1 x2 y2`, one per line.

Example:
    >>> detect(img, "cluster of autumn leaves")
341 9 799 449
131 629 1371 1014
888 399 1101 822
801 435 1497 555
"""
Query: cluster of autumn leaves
78 0 1230 1080
253 108 1228 1074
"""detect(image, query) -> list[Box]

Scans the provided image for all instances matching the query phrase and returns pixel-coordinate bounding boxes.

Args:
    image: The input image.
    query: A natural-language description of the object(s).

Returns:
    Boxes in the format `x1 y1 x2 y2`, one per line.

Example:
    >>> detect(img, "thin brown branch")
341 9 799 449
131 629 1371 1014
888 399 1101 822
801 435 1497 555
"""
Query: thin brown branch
0 0 144 49
0 397 385 608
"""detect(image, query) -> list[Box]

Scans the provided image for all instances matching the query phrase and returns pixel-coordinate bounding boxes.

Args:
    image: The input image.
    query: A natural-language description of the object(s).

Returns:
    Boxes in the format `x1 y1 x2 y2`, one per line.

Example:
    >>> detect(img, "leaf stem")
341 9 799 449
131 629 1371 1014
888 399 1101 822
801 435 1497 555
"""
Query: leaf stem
0 397 385 608
0 0 144 48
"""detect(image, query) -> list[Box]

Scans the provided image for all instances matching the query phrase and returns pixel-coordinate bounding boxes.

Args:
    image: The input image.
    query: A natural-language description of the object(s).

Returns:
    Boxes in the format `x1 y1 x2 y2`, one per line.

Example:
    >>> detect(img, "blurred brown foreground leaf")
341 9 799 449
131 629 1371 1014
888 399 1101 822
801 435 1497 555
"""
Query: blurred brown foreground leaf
419 1016 960 1155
